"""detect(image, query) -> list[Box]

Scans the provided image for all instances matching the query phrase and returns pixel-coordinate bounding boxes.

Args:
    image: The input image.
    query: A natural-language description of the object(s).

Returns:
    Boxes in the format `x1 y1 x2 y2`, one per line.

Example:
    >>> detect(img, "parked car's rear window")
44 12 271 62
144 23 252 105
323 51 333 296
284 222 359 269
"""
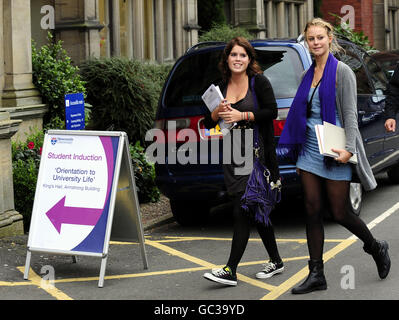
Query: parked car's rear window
163 45 304 109
163 49 223 109
256 46 304 99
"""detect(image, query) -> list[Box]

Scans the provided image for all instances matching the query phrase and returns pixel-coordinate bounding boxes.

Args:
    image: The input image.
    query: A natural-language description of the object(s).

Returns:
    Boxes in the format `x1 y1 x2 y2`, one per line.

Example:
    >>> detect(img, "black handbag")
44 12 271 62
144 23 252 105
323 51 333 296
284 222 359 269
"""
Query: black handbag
240 77 282 225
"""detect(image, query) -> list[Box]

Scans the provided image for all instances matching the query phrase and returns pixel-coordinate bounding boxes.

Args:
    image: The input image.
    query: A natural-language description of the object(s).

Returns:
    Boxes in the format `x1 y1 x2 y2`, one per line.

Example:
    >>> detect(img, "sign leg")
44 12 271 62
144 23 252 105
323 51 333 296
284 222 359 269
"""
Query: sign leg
23 251 31 280
98 256 108 288
139 237 149 269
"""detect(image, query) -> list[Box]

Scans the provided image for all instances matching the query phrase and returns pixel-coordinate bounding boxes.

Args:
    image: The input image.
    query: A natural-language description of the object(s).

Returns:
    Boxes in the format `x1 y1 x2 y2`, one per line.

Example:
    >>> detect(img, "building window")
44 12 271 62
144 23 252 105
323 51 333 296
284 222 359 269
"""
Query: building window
144 0 155 60
98 0 133 58
264 0 305 38
388 6 398 50
99 0 111 58
163 0 174 61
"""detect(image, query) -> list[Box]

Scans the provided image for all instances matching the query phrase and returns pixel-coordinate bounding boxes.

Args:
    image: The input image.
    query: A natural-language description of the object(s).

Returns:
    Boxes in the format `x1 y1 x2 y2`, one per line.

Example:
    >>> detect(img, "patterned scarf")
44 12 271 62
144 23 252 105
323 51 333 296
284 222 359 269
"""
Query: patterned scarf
277 53 338 161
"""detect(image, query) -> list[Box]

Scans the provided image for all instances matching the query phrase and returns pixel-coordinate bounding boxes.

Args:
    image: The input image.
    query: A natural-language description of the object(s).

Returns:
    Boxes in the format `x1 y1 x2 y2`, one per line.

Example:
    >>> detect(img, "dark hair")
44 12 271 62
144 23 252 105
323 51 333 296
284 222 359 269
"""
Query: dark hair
219 37 262 82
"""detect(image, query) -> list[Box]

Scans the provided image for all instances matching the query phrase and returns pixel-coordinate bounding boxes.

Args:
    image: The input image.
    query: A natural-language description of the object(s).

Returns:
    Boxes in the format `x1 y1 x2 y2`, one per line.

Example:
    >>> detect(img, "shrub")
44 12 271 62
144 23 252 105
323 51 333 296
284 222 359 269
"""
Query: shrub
329 13 376 52
12 129 44 229
130 141 160 203
31 32 86 126
199 23 255 43
80 58 171 146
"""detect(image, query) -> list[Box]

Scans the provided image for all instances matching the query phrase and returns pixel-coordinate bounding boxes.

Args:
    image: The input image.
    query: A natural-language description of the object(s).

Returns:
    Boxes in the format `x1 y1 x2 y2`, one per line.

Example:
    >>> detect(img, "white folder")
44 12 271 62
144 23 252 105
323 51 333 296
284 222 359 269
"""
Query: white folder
315 121 358 164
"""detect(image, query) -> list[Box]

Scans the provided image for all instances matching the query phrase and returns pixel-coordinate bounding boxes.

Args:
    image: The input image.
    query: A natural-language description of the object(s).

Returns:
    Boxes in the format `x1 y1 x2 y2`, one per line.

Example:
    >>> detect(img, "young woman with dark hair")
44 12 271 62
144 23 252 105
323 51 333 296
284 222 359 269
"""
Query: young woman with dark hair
203 37 284 286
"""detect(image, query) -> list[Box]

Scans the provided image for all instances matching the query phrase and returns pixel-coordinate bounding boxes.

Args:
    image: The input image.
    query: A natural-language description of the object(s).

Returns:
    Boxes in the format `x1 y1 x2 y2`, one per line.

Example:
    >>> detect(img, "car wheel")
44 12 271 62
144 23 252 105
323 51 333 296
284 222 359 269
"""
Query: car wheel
387 163 399 183
170 199 209 226
348 182 362 216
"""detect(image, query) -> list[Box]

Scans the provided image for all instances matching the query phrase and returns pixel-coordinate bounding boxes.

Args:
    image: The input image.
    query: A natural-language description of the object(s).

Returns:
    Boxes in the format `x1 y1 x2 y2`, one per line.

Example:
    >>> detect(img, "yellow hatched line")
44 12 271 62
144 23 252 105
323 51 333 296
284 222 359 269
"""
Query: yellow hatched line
15 267 73 300
0 280 32 287
260 238 358 300
51 266 211 283
145 239 276 291
160 236 345 243
261 201 399 300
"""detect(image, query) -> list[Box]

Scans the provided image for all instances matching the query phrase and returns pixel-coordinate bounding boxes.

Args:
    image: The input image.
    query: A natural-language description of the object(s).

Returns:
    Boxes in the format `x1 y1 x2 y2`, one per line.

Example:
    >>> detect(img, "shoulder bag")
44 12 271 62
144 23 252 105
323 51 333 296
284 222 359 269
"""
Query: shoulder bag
240 76 282 225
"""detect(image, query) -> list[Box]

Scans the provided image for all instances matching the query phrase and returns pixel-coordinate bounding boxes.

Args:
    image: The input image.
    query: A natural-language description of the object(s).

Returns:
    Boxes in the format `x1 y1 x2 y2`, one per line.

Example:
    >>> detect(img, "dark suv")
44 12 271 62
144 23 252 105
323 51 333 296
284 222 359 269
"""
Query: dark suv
153 38 399 225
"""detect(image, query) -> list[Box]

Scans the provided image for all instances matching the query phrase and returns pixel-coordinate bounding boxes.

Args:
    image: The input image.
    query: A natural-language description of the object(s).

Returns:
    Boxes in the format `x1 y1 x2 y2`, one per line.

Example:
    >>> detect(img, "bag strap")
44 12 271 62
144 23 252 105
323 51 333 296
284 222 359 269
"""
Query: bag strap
306 78 322 117
250 76 260 156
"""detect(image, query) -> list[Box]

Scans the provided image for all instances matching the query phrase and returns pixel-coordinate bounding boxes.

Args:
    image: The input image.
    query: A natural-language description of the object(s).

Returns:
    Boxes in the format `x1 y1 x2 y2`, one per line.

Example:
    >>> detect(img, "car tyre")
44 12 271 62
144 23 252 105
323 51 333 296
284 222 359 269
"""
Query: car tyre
348 182 362 216
170 199 210 226
387 163 399 183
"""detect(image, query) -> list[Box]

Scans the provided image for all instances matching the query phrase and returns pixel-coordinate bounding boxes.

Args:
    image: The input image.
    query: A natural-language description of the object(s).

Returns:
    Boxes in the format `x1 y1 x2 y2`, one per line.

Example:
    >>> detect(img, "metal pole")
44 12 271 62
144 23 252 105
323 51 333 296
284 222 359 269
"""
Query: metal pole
23 250 31 280
98 255 108 288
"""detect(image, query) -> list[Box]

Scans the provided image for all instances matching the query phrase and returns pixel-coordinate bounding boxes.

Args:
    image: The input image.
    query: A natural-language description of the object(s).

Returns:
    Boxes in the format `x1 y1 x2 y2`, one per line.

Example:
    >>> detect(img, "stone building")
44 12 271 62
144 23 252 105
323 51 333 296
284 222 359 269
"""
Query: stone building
31 0 201 65
30 0 317 65
320 0 399 51
0 0 48 237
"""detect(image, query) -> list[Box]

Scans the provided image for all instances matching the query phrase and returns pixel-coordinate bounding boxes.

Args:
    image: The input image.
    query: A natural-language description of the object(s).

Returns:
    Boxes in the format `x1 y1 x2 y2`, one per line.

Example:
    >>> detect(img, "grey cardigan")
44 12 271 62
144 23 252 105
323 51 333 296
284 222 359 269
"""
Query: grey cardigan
335 61 377 191
300 61 377 191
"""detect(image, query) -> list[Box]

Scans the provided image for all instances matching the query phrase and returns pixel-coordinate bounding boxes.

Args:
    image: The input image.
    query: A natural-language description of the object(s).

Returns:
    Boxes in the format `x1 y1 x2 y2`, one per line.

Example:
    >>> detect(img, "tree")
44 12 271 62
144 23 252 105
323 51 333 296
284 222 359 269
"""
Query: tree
198 0 226 33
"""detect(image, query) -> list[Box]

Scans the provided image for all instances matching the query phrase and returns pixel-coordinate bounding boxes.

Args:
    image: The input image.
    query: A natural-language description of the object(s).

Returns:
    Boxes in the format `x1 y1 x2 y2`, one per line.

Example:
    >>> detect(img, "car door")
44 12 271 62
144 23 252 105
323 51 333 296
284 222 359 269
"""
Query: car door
337 43 386 170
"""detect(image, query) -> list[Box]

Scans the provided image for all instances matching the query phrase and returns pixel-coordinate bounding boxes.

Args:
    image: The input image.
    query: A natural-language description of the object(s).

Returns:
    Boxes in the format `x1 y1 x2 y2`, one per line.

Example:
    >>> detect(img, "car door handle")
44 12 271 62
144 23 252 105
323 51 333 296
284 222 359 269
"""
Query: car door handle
358 110 366 115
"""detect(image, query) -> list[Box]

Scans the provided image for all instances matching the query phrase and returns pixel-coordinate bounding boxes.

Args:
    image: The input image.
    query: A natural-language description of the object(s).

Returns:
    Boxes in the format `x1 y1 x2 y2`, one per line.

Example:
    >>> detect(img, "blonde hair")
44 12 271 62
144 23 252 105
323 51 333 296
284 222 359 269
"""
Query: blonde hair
303 18 344 54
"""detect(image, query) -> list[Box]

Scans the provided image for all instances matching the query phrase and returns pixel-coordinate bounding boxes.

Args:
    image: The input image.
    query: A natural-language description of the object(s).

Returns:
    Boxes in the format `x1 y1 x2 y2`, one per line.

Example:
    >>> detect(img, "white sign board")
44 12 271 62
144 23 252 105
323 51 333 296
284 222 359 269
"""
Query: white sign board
24 130 148 287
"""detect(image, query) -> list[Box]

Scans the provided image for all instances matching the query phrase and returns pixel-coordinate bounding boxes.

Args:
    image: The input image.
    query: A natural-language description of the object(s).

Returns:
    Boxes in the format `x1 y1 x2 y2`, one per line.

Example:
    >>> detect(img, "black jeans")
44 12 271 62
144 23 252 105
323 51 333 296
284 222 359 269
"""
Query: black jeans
226 193 282 275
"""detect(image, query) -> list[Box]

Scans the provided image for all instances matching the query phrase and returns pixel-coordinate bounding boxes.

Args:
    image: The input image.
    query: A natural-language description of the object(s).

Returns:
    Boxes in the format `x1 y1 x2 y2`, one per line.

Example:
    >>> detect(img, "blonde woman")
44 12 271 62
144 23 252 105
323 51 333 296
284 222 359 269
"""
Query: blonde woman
278 18 390 294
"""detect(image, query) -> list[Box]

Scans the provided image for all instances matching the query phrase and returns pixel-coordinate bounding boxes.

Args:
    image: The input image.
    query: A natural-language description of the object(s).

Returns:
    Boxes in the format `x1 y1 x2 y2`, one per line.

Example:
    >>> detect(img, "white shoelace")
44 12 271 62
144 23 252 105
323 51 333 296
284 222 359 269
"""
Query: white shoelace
261 262 276 273
213 267 229 276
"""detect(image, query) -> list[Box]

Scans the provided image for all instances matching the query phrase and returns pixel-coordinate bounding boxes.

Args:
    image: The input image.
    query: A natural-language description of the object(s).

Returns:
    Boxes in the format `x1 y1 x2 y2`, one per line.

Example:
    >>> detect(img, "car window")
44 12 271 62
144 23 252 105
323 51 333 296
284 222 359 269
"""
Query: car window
255 46 304 99
163 49 223 108
163 45 304 109
364 55 388 92
335 45 373 94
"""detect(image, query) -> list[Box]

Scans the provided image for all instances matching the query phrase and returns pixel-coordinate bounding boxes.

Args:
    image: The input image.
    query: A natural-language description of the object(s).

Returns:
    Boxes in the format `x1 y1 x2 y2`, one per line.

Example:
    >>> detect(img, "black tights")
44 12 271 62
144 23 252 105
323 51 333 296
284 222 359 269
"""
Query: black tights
300 170 375 261
226 194 282 275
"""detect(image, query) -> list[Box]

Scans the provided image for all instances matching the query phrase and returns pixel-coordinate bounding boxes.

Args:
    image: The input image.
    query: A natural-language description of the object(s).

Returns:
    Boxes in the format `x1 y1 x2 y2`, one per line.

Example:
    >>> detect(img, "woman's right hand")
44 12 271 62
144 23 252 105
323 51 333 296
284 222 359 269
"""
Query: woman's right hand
211 99 230 122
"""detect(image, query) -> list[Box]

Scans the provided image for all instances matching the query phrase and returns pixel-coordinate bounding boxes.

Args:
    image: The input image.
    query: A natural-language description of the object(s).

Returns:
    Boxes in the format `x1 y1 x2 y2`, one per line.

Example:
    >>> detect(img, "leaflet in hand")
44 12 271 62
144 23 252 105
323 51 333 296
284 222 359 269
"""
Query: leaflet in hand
315 121 358 164
201 84 236 135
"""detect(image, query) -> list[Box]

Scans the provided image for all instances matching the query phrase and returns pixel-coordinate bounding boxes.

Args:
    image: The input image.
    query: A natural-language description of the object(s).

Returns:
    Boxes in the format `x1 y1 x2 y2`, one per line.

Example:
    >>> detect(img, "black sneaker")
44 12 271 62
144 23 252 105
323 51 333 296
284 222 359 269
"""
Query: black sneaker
203 266 237 286
256 261 284 279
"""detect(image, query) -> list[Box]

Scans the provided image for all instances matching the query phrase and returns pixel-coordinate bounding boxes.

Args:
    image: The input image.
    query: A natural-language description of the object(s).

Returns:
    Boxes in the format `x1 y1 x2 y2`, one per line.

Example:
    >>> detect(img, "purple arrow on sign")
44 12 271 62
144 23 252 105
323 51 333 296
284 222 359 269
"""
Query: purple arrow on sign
46 196 103 234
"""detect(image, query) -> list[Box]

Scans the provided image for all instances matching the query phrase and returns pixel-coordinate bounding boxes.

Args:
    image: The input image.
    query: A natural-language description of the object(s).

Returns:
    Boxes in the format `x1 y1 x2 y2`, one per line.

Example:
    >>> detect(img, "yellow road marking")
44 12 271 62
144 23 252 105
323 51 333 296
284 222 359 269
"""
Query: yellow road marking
145 239 277 291
0 281 32 286
161 236 345 243
146 239 215 268
51 266 211 283
261 238 358 300
261 201 399 300
16 267 73 300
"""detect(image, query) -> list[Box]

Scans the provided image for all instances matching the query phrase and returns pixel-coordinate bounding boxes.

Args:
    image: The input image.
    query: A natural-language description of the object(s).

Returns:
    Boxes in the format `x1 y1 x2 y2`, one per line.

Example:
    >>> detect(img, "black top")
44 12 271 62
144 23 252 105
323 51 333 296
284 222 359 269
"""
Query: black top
204 73 280 193
385 64 399 120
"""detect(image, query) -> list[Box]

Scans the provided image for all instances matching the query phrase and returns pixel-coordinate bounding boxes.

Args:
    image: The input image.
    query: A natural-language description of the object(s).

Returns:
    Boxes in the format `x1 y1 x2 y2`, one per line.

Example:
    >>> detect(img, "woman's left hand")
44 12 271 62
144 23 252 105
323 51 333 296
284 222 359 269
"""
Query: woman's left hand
218 105 243 123
331 148 353 164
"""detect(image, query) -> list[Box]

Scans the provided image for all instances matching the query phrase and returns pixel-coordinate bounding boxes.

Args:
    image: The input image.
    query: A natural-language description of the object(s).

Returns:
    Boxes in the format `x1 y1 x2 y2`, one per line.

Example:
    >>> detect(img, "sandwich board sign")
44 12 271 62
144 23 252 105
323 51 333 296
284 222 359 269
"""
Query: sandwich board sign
24 130 148 287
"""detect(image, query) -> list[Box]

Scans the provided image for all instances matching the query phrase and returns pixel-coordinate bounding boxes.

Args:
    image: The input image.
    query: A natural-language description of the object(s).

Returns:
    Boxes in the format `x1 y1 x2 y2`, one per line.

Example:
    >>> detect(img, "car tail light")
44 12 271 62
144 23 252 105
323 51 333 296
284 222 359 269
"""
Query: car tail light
153 116 203 143
273 108 289 136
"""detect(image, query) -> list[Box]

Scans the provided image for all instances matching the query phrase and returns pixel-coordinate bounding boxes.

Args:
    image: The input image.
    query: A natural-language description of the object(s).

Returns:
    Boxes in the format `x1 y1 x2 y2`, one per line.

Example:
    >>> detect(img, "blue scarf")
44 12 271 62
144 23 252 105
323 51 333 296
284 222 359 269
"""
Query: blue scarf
277 53 338 161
